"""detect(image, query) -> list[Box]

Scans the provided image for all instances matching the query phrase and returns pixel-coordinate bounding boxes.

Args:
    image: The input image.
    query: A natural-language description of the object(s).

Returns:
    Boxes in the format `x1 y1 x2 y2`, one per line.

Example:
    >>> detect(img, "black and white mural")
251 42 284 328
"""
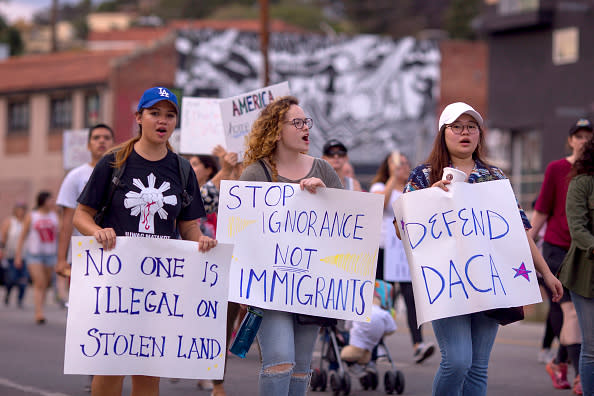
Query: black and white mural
175 29 440 165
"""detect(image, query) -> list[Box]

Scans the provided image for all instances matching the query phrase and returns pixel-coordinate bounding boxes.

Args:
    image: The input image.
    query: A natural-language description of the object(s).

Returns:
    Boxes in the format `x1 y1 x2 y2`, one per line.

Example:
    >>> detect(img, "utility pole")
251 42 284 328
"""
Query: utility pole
259 0 269 86
50 0 58 52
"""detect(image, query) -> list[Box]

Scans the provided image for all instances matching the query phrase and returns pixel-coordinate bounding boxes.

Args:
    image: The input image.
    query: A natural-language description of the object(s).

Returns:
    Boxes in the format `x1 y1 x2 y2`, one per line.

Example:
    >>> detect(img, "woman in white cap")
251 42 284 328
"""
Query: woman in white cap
402 102 563 396
74 87 217 396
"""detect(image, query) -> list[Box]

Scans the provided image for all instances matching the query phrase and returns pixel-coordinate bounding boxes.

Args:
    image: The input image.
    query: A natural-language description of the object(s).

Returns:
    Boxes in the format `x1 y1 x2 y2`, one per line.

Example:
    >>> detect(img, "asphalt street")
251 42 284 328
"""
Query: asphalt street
0 289 568 396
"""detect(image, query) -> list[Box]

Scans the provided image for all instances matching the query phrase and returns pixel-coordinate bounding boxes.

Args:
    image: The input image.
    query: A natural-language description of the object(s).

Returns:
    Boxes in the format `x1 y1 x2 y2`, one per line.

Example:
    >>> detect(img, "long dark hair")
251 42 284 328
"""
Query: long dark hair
36 191 51 209
371 153 391 185
195 154 219 179
425 123 491 184
571 136 594 177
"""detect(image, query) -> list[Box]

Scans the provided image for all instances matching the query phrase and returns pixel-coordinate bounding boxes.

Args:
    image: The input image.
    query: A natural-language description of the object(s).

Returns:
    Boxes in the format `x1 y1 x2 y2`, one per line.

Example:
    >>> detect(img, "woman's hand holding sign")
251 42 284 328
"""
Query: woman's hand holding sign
198 235 218 253
431 179 451 192
300 177 326 194
93 227 117 251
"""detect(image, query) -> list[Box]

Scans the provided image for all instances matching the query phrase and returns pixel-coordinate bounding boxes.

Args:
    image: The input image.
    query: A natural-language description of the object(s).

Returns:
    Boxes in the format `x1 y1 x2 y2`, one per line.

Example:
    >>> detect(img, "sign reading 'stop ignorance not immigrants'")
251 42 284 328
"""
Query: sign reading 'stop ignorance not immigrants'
393 179 542 325
217 181 383 322
64 237 232 379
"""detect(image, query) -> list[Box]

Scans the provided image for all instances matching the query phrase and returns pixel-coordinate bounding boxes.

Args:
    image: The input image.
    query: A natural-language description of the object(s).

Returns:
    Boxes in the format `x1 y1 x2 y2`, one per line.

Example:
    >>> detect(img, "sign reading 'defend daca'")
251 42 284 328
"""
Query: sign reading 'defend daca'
393 179 542 326
180 82 290 158
64 237 232 379
217 181 383 322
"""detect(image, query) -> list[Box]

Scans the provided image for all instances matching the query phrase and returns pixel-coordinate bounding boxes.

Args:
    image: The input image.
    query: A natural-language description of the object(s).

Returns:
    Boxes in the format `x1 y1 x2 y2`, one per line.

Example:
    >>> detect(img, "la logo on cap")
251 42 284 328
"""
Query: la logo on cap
158 88 170 98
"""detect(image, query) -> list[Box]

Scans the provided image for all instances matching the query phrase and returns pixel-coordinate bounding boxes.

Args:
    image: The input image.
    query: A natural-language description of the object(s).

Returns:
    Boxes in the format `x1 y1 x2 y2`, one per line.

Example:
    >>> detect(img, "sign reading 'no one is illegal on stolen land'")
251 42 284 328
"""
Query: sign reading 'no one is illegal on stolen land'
217 180 384 322
64 237 233 379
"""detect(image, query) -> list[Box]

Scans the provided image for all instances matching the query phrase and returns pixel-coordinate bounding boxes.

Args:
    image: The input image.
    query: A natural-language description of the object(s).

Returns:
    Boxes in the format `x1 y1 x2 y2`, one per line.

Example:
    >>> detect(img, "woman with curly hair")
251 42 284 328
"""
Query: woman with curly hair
559 127 594 396
240 96 343 396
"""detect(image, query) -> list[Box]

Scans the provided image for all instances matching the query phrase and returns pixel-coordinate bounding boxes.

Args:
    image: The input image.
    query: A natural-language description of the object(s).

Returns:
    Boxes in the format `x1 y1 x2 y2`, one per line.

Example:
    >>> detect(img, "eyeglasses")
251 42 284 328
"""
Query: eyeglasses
286 118 313 129
446 123 480 135
325 150 347 158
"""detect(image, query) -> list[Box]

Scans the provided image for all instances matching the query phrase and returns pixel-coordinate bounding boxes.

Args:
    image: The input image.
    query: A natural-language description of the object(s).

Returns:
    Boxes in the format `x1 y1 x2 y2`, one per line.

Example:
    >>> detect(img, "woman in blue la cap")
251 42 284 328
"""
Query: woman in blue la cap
74 87 217 396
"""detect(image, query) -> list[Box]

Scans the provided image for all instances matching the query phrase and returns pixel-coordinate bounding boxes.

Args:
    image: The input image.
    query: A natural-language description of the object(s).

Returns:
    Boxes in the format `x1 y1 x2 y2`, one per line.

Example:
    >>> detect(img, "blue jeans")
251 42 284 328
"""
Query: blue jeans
431 312 499 396
256 309 320 396
570 291 594 396
4 258 27 305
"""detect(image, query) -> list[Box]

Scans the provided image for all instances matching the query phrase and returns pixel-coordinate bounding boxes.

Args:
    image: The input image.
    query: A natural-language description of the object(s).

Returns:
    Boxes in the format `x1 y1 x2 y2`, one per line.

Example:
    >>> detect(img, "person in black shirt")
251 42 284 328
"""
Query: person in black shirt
74 87 217 396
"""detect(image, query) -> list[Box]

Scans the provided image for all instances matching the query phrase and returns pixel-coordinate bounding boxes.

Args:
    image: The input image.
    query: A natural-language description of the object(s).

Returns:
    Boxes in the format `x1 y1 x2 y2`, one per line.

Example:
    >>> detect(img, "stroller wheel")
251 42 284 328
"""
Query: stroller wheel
384 371 396 394
359 373 370 390
330 370 351 396
359 368 378 390
310 368 321 391
342 372 351 395
370 369 379 390
330 370 340 395
319 369 328 392
395 370 405 394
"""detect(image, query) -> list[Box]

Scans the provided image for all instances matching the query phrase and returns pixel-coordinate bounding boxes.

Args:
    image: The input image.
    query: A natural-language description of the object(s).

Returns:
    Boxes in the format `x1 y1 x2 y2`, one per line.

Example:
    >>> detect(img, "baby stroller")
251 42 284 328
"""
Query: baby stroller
309 280 405 395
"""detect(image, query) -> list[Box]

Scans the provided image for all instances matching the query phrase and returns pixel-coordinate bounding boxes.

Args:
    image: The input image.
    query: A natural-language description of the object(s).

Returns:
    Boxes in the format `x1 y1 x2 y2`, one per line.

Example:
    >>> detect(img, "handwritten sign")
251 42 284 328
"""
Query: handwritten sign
180 82 290 157
180 98 225 155
393 179 542 325
64 237 232 379
219 82 290 157
383 229 411 282
63 129 90 170
216 180 383 322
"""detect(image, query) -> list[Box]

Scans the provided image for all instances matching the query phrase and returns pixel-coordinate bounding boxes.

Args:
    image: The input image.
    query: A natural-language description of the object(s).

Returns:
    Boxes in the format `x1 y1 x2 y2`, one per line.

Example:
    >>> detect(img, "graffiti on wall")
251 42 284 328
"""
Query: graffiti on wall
175 30 440 164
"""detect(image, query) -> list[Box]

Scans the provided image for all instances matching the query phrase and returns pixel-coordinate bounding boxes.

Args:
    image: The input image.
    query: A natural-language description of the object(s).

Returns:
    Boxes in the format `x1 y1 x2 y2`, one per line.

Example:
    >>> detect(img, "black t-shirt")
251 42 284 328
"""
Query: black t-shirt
78 149 206 239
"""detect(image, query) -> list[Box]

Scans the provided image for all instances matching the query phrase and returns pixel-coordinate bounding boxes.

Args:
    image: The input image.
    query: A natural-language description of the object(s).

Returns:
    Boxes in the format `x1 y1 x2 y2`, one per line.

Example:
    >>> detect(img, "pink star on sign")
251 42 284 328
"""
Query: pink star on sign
513 262 532 281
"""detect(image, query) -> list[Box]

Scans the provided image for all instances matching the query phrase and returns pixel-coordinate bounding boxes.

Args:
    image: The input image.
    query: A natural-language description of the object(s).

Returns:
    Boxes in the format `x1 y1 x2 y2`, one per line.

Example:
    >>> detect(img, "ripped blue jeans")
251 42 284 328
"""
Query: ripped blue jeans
256 309 320 396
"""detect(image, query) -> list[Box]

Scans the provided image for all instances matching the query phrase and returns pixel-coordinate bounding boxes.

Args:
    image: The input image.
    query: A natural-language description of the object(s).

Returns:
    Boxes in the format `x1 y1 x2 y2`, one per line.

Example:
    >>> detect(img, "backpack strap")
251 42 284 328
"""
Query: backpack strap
258 159 273 182
176 154 193 209
94 152 126 226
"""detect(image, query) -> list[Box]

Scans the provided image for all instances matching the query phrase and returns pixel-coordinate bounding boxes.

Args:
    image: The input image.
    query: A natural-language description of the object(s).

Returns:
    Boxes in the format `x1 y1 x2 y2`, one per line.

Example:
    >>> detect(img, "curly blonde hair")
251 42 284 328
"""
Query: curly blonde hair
243 95 299 181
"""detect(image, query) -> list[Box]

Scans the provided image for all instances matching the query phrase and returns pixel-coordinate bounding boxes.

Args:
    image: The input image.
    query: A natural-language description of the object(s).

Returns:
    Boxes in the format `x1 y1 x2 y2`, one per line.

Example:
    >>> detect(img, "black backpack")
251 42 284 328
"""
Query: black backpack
93 152 193 226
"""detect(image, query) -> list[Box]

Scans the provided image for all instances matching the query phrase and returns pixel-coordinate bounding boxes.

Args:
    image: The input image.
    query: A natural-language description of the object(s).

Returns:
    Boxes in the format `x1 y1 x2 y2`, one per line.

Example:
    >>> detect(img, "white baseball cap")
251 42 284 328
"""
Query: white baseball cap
438 102 484 131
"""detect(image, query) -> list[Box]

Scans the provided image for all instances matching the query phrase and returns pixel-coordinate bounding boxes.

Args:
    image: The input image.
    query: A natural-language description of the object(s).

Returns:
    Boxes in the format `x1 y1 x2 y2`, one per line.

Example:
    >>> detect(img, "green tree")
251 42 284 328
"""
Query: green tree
95 1 119 12
445 0 481 40
208 0 339 33
0 15 24 56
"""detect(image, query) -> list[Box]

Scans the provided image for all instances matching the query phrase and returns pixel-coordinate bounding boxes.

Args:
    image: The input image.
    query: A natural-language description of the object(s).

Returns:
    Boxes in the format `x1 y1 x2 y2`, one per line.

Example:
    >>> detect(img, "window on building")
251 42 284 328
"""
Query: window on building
7 100 30 134
486 128 542 210
50 95 72 131
553 27 579 65
498 0 539 14
84 92 101 127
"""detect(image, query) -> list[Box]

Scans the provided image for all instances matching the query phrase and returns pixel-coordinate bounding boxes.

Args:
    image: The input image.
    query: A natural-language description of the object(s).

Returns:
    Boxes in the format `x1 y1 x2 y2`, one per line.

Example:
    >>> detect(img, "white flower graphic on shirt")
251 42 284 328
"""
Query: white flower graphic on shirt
124 173 177 234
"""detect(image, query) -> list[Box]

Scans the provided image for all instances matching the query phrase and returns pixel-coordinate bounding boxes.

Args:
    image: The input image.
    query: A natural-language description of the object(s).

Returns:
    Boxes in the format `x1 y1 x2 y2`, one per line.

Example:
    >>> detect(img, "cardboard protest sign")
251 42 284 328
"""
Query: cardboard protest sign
219 82 290 157
383 229 411 282
180 82 290 157
64 237 232 379
180 98 225 155
63 129 90 170
393 179 542 325
217 180 383 322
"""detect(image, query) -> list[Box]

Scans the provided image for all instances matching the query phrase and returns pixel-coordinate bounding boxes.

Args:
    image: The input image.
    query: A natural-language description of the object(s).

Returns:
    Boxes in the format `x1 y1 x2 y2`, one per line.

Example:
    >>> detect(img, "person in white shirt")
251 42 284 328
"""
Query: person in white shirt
340 280 397 375
55 124 115 277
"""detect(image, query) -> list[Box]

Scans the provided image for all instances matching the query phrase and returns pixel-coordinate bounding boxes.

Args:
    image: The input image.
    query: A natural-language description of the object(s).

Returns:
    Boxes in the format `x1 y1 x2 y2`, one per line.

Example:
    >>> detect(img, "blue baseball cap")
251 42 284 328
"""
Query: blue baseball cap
137 87 179 114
